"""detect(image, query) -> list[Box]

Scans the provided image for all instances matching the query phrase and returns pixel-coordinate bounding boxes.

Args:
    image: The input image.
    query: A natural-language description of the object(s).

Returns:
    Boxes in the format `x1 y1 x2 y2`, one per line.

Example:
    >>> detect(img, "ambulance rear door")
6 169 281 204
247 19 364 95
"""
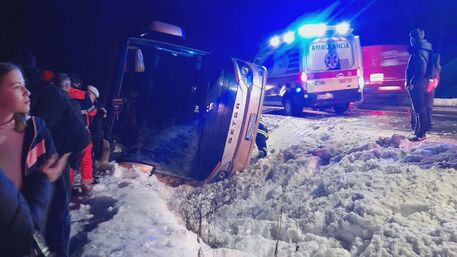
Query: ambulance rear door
304 36 360 94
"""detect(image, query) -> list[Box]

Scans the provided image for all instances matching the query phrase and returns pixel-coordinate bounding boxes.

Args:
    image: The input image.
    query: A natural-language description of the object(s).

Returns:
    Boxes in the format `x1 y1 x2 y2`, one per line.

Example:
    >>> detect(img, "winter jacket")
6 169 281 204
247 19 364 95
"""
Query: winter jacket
406 39 432 88
21 116 57 232
68 87 97 127
256 119 269 152
0 170 35 257
31 83 90 155
0 117 57 256
90 104 105 140
257 119 269 139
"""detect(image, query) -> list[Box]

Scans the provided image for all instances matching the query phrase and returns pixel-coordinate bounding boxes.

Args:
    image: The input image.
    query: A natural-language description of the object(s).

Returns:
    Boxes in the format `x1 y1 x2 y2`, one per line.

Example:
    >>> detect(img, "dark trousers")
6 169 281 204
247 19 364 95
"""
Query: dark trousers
410 87 434 133
45 167 71 257
407 82 430 137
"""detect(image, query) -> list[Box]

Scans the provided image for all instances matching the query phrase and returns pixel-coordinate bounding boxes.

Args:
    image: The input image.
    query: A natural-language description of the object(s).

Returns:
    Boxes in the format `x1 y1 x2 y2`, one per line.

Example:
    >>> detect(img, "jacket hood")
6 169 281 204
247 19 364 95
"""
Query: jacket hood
413 39 433 52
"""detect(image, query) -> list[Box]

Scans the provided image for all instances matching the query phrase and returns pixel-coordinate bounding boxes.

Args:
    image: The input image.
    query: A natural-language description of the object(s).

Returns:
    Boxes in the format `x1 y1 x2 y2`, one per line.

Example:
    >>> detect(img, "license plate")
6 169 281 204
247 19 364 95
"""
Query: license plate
245 114 257 141
317 93 333 100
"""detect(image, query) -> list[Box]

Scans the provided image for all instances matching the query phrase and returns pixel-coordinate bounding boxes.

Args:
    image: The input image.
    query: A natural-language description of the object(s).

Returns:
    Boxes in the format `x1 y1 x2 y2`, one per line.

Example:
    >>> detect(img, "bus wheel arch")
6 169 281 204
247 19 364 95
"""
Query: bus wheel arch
333 103 350 114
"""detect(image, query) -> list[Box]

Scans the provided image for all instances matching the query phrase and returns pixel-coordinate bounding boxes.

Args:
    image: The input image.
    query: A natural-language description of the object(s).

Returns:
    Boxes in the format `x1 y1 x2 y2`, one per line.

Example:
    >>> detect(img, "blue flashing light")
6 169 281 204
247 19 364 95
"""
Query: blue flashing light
269 36 281 47
298 23 327 38
283 31 295 44
336 22 350 35
295 87 302 93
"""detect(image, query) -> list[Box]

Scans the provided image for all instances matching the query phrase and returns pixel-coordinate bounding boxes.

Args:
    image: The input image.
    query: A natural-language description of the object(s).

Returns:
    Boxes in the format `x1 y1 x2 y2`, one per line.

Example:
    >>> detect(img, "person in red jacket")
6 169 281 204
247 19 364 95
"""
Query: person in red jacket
57 73 95 192
66 74 98 192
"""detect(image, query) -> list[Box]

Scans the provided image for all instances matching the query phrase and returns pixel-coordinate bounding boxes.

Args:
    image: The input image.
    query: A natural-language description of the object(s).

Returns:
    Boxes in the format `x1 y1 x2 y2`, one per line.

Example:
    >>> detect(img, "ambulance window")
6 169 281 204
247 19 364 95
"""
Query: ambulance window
307 39 355 71
285 49 300 73
380 50 409 67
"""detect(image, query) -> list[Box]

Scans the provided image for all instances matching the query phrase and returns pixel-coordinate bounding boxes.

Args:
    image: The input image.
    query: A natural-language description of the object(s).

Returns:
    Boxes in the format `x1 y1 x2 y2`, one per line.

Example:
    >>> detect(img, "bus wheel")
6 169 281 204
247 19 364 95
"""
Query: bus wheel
333 103 350 114
284 98 301 116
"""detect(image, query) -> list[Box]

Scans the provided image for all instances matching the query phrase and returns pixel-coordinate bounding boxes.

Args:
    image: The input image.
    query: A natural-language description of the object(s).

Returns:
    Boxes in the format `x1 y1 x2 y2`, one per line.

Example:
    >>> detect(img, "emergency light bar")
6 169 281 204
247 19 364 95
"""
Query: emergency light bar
269 36 281 47
335 22 350 35
283 31 295 44
268 22 351 48
298 23 327 38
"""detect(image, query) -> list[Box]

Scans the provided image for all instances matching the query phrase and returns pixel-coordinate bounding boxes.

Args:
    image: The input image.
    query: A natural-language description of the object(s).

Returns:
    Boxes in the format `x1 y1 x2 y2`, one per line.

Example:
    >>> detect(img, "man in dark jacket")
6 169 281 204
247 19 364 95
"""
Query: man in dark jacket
30 78 90 257
405 28 432 141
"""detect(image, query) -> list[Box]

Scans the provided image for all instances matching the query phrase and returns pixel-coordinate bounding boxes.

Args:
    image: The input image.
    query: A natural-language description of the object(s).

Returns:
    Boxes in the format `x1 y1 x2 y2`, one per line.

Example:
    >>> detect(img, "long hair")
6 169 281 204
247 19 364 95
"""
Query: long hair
0 62 28 133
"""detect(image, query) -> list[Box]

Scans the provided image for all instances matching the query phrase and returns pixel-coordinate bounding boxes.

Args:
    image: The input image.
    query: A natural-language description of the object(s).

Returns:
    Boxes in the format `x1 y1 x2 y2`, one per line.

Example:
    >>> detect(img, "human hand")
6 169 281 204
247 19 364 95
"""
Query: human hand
39 153 71 182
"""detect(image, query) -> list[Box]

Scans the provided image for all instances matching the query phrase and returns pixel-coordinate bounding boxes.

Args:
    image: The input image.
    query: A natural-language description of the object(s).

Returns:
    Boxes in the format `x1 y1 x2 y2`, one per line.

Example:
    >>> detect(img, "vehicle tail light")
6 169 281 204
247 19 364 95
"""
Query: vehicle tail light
370 73 384 82
300 72 308 82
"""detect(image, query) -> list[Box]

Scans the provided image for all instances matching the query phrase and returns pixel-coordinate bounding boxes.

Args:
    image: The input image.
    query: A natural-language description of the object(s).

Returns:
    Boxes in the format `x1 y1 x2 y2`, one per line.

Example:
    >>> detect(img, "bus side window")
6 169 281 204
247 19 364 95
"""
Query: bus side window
262 55 274 74
286 49 300 73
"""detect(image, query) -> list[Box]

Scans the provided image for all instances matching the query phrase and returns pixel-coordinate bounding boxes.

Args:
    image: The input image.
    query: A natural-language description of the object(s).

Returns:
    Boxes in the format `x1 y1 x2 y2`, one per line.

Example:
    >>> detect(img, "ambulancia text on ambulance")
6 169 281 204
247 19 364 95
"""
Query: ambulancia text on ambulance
259 22 363 115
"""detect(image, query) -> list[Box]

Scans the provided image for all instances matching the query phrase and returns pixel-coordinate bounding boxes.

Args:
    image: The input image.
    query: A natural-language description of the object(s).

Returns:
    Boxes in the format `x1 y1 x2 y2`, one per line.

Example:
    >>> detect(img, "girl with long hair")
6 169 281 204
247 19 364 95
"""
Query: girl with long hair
0 62 69 256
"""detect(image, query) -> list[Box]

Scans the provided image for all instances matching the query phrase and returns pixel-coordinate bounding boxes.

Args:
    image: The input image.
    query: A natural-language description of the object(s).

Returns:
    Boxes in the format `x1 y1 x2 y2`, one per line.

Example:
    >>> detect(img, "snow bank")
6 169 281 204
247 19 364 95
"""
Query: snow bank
171 115 457 256
71 114 457 257
71 165 203 257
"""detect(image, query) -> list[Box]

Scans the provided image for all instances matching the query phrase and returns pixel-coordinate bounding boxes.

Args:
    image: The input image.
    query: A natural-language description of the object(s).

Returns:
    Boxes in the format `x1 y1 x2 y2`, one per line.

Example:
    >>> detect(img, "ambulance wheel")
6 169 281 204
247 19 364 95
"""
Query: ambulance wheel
333 103 350 114
283 98 301 116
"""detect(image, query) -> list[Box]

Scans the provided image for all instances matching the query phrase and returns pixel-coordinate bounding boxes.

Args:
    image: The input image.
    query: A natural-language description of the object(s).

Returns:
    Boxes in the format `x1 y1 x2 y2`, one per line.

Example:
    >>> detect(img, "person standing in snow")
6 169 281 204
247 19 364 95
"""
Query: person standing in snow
67 75 98 193
55 73 86 190
29 68 90 256
405 28 433 141
86 85 111 170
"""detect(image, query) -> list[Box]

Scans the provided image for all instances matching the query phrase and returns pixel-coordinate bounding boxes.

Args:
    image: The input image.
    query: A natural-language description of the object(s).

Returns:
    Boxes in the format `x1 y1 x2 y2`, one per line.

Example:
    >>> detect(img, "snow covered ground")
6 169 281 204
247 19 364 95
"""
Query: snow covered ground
71 113 457 257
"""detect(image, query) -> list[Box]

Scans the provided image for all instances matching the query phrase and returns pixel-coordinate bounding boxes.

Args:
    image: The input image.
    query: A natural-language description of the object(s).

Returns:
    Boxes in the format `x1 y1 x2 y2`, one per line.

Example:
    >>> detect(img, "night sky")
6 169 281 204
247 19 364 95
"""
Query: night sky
1 0 456 97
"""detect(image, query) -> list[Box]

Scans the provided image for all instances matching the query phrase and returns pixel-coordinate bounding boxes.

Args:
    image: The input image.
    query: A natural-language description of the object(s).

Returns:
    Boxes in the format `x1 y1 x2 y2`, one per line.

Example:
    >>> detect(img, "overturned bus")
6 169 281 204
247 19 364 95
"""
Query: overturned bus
106 23 266 182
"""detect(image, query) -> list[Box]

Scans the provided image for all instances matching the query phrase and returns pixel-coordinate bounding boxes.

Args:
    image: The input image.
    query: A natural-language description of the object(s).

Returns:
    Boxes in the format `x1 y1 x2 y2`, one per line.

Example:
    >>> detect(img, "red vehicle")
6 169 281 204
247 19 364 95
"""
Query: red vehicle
361 45 410 106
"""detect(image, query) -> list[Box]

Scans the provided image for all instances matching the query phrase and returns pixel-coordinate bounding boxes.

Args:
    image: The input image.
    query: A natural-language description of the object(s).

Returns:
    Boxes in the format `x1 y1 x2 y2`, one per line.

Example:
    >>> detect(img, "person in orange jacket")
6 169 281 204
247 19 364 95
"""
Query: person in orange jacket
66 74 97 192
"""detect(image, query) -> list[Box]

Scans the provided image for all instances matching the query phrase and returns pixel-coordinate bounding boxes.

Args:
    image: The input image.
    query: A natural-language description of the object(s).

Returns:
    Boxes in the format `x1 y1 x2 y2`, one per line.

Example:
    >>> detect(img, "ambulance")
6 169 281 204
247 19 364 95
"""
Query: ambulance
260 22 363 115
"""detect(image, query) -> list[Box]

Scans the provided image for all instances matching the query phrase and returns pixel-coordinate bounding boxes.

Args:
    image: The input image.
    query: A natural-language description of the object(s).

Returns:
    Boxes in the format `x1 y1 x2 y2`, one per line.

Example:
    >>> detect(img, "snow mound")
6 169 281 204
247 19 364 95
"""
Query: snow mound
172 115 457 256
71 166 204 257
71 113 457 257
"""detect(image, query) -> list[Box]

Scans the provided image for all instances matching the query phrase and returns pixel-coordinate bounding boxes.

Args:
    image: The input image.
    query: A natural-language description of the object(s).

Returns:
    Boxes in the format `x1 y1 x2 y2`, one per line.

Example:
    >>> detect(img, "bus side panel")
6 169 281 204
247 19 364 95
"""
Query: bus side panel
206 60 266 181
231 61 266 173
194 57 238 181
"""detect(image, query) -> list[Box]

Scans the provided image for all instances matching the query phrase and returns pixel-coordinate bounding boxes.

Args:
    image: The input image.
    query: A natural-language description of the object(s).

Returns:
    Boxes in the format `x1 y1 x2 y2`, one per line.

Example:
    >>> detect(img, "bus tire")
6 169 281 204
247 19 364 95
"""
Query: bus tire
283 98 301 116
333 103 350 114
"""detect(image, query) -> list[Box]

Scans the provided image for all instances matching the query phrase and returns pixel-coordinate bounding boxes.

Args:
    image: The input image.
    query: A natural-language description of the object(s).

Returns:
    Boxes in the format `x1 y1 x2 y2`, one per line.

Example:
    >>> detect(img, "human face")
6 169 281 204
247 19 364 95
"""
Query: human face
0 69 30 116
